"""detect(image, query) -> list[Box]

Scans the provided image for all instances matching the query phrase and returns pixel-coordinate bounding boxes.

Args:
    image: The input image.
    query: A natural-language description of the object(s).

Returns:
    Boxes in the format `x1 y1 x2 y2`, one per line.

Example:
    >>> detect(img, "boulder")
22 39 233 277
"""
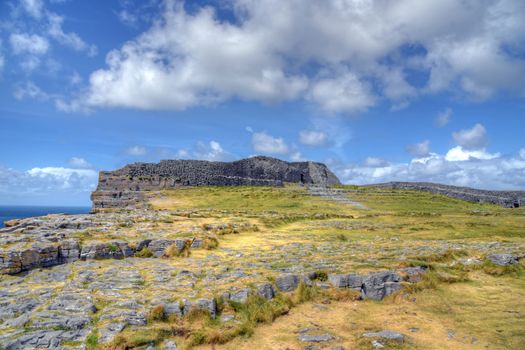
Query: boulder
196 298 217 319
114 241 134 257
99 309 147 326
298 333 336 342
328 274 363 289
230 288 251 303
135 239 152 252
256 283 275 300
276 274 299 292
487 253 518 266
148 239 185 257
361 271 402 300
363 330 405 343
0 251 23 274
34 244 60 268
99 322 126 343
191 238 203 248
182 298 217 319
19 248 40 271
59 240 81 263
80 242 125 260
162 341 179 350
164 302 183 318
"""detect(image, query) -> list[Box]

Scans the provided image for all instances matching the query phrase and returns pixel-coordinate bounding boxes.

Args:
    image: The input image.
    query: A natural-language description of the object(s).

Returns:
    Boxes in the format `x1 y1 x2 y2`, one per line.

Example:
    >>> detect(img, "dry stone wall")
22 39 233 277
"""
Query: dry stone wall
368 182 524 208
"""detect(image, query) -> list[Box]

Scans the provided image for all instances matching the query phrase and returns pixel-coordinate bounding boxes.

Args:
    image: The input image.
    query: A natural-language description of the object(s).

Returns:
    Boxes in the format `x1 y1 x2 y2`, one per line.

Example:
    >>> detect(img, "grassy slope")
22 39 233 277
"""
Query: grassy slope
127 185 525 349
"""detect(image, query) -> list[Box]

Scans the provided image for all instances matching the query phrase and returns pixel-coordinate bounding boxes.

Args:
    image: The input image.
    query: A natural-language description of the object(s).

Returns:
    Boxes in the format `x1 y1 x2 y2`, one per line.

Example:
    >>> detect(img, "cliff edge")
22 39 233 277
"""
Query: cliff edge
91 156 340 211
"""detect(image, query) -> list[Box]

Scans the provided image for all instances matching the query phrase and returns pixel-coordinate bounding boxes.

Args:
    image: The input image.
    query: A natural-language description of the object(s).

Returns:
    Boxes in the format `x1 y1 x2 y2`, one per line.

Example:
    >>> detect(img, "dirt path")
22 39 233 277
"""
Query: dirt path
308 186 368 209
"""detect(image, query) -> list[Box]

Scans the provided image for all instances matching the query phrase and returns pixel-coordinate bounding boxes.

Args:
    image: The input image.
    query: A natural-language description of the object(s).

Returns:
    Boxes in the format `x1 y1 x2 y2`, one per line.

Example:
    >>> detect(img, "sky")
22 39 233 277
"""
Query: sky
0 0 524 206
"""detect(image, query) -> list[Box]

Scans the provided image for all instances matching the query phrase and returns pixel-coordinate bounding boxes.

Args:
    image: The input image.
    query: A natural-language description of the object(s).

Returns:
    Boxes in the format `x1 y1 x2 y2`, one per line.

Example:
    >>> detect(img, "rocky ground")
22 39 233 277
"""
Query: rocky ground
1 185 524 349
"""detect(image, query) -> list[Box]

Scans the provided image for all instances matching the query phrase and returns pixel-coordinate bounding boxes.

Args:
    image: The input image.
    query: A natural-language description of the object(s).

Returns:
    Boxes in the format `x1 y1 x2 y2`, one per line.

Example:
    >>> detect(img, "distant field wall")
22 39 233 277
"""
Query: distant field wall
367 182 525 208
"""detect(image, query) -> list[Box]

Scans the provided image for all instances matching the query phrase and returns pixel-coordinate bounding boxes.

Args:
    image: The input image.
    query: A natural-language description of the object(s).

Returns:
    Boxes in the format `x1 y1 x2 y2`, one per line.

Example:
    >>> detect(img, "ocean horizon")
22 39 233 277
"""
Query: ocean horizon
0 205 91 228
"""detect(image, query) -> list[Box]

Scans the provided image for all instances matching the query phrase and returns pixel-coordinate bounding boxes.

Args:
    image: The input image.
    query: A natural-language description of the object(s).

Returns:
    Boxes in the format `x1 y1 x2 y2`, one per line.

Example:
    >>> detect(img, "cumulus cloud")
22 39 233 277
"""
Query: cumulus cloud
336 150 525 190
62 0 524 113
252 131 289 155
406 140 430 157
452 123 488 150
192 140 233 161
445 146 500 161
435 108 452 127
299 130 328 146
365 157 388 167
308 70 375 113
125 145 147 156
9 33 49 55
67 157 92 169
0 165 98 205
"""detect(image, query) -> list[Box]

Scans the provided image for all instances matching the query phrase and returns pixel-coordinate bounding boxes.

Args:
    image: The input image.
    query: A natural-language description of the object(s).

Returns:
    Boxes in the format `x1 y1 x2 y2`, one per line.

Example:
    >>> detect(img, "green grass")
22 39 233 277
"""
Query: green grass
152 185 355 216
76 185 525 349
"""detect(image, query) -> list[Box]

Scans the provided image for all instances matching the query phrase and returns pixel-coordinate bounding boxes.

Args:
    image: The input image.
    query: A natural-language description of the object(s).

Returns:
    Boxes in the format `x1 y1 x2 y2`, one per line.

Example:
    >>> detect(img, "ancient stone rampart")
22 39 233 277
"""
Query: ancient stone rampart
368 182 524 208
91 156 340 210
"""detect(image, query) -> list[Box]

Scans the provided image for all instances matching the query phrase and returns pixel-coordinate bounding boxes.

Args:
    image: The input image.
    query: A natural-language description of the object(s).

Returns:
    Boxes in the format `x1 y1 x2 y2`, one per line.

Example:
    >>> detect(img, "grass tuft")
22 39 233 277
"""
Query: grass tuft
482 260 524 276
134 247 153 258
147 304 166 323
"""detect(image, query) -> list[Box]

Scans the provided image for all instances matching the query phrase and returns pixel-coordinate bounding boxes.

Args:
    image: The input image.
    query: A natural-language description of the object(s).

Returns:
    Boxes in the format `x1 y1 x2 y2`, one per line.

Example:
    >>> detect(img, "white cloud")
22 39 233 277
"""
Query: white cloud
290 150 303 162
126 145 147 156
299 130 328 146
69 71 82 85
520 148 525 160
252 131 289 155
0 48 4 74
364 157 388 168
14 81 50 100
176 149 189 158
307 70 376 113
21 0 44 19
66 0 525 113
406 140 430 157
0 165 98 205
435 108 452 127
10 33 49 55
452 123 488 150
193 140 232 161
47 13 97 56
67 157 92 169
117 9 138 26
445 146 500 161
335 149 525 190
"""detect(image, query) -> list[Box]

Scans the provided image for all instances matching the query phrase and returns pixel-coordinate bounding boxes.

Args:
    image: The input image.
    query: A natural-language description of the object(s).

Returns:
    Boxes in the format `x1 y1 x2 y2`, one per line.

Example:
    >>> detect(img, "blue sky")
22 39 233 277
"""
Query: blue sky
1 0 524 205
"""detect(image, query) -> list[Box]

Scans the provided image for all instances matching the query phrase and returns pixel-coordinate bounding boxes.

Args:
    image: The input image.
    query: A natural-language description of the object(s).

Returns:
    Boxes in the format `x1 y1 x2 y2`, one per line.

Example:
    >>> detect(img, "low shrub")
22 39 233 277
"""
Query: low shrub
147 304 166 322
204 236 219 250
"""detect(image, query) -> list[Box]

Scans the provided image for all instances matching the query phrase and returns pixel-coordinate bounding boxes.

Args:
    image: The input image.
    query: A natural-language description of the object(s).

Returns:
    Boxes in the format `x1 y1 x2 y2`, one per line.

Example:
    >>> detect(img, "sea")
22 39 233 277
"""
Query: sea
0 206 91 228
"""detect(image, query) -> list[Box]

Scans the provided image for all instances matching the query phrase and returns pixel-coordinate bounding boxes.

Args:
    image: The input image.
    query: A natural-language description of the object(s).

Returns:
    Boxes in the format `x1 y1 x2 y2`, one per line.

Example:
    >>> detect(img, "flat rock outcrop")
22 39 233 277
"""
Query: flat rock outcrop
91 156 340 211
368 182 524 208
